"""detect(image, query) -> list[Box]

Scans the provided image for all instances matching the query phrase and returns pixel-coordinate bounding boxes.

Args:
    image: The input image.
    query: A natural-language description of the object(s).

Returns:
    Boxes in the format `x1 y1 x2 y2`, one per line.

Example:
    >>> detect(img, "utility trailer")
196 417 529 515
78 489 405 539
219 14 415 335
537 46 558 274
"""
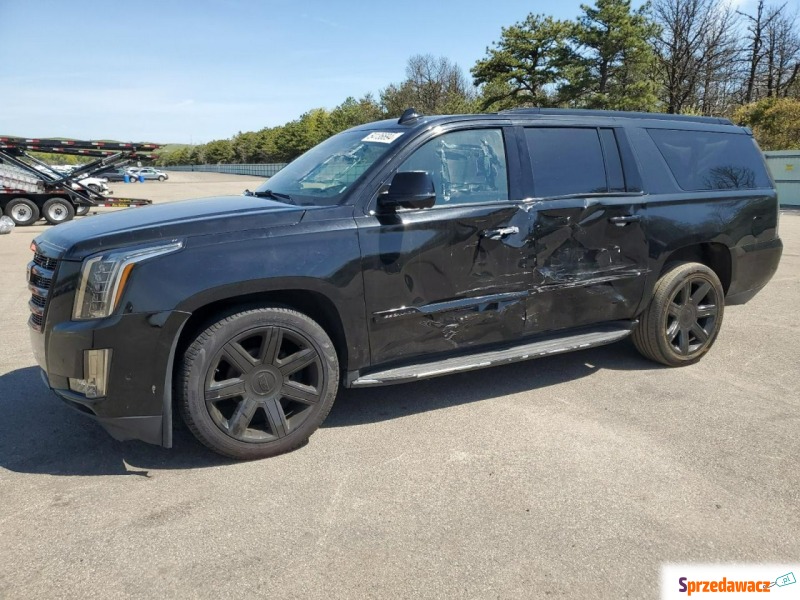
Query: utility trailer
0 137 161 226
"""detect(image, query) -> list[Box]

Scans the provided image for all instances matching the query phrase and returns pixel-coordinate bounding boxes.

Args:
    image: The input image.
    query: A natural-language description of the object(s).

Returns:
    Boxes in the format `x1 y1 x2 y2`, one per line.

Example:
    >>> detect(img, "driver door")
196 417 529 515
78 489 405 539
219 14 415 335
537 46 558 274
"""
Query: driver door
356 127 535 366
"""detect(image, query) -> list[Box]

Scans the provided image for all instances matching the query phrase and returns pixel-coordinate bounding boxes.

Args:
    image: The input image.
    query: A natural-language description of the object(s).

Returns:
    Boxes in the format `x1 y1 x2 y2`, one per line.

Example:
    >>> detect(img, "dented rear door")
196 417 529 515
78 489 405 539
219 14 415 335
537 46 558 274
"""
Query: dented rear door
522 125 649 333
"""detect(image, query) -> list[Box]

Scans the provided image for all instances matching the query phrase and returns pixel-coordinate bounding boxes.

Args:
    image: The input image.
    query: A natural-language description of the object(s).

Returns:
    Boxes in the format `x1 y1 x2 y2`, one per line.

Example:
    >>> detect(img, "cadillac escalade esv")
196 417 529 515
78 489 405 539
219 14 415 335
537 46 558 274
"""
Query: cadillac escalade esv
28 108 783 459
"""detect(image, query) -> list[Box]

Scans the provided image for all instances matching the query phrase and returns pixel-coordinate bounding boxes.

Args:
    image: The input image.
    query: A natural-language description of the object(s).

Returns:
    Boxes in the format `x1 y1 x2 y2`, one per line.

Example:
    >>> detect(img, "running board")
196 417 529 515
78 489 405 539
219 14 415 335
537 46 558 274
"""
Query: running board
349 321 636 387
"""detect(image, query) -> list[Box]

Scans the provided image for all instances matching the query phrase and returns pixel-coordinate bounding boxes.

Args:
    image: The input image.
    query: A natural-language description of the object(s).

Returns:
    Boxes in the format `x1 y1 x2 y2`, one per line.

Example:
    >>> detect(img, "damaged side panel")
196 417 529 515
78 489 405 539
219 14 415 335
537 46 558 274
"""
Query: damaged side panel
527 197 649 333
358 203 534 365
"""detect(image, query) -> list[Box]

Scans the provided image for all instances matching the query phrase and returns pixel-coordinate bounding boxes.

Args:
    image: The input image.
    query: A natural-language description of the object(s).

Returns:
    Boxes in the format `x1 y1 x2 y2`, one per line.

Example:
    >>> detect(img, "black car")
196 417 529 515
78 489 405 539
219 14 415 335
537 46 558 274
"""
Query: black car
28 108 782 459
95 168 131 182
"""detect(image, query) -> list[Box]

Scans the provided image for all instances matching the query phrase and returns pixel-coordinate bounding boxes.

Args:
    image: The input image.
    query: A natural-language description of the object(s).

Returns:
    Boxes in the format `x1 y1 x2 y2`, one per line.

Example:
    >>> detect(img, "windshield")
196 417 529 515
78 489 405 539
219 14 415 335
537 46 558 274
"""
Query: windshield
253 129 404 206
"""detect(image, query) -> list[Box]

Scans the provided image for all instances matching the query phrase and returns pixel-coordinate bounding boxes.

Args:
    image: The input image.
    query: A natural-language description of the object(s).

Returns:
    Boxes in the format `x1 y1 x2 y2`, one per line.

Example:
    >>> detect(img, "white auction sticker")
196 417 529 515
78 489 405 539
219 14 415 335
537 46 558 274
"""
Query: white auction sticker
361 131 404 144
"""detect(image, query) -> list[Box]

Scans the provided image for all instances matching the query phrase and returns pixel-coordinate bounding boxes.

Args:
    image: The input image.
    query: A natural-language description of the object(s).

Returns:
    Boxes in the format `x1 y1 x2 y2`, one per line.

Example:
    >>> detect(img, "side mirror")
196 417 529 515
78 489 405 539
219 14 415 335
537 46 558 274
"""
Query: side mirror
377 171 436 212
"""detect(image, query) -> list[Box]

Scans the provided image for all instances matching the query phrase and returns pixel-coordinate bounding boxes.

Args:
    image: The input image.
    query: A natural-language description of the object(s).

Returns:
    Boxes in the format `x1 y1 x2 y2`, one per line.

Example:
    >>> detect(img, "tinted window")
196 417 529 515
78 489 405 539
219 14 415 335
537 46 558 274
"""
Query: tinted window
397 129 508 206
648 129 772 191
526 128 608 197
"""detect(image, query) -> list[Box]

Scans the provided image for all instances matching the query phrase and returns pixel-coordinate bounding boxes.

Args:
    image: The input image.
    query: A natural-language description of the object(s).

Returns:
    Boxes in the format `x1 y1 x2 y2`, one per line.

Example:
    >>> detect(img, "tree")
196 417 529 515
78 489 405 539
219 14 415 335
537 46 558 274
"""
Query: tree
734 96 800 149
203 139 235 164
652 0 740 114
761 7 800 98
472 15 573 109
382 54 475 116
329 95 384 131
562 0 659 110
272 109 334 162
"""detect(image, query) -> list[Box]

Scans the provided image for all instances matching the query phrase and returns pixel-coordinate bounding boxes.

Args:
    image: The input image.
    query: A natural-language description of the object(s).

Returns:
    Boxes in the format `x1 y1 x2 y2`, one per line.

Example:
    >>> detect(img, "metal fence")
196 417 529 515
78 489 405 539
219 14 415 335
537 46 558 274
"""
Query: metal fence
163 164 287 178
764 151 800 207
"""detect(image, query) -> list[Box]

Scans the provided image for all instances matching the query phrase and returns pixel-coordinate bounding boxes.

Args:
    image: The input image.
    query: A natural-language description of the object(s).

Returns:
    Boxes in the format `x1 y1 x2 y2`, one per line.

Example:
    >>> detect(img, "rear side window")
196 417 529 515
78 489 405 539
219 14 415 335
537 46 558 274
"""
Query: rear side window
648 129 771 191
526 128 618 197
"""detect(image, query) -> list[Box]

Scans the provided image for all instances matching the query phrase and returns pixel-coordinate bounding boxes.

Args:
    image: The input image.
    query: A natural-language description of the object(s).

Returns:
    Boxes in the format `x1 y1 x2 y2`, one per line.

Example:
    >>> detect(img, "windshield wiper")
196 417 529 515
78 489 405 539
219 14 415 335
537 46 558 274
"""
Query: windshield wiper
248 189 294 204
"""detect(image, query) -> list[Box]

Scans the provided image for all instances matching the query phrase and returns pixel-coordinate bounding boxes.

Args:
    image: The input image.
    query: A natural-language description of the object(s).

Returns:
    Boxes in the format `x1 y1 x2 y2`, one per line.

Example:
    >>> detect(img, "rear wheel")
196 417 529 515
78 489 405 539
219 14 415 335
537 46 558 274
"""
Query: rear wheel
87 183 101 193
4 198 40 226
75 205 90 216
42 197 75 225
179 307 339 460
632 262 724 366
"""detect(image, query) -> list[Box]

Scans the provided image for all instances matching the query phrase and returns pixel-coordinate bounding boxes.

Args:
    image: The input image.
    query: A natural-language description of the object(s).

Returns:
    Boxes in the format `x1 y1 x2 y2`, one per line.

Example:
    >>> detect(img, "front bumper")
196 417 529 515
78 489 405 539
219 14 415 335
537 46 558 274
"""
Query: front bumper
33 309 190 447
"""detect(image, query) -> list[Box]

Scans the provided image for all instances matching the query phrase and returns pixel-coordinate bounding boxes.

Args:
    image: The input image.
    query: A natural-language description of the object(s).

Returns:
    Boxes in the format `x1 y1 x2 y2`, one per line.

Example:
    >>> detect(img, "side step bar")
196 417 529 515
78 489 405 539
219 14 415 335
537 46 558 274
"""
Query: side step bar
349 321 636 387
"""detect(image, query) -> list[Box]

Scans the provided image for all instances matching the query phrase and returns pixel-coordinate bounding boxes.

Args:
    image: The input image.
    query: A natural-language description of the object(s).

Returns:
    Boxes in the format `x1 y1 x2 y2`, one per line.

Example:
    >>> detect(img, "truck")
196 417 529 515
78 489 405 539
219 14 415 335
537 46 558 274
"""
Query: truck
0 137 159 226
27 108 782 460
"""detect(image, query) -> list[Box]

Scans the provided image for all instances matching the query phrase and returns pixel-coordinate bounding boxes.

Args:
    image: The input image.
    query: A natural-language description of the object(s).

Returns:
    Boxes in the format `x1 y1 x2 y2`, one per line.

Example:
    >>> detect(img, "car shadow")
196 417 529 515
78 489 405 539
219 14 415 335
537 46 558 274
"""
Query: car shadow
0 340 658 477
0 366 235 477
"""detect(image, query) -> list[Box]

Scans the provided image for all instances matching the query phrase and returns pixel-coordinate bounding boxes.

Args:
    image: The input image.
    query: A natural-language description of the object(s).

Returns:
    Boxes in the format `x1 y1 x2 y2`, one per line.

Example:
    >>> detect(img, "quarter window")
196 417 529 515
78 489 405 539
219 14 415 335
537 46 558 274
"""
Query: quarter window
648 129 772 191
396 129 509 206
526 128 609 197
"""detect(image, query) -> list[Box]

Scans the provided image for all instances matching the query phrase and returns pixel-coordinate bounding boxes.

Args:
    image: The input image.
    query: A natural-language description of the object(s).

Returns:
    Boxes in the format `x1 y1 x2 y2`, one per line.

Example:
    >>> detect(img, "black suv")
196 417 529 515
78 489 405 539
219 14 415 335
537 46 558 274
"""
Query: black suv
28 109 782 459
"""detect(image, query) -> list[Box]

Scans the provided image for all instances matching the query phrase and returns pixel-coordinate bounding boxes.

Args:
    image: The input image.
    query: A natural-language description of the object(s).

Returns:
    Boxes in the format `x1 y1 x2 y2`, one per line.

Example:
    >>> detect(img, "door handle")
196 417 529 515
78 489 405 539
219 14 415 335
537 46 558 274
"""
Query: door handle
608 215 641 226
481 226 519 240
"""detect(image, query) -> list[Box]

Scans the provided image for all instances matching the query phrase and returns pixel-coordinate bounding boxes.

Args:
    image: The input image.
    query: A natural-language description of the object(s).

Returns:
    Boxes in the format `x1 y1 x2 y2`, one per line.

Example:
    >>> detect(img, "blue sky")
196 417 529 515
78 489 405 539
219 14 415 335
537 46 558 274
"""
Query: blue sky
0 0 783 143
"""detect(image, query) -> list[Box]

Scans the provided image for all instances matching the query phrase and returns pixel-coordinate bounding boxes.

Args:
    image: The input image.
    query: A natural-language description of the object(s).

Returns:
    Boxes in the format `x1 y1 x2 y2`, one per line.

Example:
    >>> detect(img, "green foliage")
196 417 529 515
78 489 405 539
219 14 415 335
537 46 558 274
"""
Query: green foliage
472 2 658 112
563 0 659 110
472 14 574 109
734 97 800 150
28 152 92 166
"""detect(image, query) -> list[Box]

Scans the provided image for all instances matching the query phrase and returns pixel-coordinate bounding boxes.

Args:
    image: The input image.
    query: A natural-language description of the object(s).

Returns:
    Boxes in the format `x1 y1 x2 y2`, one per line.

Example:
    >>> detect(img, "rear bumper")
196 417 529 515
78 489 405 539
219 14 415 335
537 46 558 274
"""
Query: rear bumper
32 310 190 447
726 237 783 305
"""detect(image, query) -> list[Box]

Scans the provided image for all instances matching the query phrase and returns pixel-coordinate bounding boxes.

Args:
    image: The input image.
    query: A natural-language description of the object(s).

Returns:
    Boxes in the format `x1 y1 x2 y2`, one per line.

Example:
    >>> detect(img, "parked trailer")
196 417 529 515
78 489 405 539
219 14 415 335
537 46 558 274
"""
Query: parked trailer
0 137 161 226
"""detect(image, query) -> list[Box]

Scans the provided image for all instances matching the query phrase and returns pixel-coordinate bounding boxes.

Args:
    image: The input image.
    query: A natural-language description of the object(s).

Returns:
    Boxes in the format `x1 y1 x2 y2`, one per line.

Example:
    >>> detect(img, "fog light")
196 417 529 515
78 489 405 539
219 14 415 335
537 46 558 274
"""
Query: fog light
68 349 112 398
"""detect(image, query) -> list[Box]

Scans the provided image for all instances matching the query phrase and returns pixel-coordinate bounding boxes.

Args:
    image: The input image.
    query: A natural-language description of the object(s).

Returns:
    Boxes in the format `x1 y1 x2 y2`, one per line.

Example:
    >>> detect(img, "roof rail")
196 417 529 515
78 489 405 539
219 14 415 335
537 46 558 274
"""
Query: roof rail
499 108 732 126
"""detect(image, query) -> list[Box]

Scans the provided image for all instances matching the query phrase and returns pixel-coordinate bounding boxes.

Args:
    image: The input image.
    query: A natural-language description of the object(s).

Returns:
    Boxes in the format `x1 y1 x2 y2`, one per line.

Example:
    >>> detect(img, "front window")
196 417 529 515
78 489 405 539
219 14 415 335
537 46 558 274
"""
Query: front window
395 128 509 206
254 129 404 206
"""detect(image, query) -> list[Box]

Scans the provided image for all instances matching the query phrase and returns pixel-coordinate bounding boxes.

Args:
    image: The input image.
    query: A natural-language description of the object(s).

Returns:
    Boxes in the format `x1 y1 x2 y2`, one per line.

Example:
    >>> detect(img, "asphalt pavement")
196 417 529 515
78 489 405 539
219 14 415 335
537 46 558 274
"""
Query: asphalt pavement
1 178 798 599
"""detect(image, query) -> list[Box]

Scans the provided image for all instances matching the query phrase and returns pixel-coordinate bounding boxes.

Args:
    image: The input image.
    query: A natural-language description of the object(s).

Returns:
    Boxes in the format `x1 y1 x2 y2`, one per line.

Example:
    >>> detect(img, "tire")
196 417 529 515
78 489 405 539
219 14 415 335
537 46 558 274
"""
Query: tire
158 175 166 181
87 183 101 192
179 307 339 460
632 262 724 367
75 205 90 216
4 197 40 226
42 197 75 225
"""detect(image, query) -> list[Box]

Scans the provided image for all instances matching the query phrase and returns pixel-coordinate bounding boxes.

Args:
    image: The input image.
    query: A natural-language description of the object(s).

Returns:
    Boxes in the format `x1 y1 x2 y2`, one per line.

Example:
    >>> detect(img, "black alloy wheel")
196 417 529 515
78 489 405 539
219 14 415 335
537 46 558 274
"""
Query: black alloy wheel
179 307 339 459
632 262 725 366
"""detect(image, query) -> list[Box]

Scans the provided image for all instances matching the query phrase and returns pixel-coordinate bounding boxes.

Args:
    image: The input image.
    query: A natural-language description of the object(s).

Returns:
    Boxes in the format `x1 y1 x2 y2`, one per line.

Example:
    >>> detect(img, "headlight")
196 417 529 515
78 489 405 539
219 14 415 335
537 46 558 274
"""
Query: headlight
73 241 183 320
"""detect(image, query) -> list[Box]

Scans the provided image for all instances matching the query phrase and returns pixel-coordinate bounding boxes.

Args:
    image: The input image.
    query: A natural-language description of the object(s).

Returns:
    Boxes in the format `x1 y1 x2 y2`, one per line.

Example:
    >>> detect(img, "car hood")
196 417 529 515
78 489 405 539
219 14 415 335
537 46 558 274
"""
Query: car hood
34 195 305 260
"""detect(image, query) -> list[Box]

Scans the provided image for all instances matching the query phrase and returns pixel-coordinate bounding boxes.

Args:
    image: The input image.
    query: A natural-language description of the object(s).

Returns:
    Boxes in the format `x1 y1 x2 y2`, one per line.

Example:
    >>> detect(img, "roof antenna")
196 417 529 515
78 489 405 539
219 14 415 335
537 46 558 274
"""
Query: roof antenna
399 107 422 125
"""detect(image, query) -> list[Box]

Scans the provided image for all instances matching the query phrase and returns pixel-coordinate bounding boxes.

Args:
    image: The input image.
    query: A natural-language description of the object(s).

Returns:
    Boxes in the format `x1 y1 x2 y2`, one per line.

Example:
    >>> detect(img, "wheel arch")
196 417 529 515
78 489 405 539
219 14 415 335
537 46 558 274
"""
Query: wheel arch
173 287 353 375
659 242 732 293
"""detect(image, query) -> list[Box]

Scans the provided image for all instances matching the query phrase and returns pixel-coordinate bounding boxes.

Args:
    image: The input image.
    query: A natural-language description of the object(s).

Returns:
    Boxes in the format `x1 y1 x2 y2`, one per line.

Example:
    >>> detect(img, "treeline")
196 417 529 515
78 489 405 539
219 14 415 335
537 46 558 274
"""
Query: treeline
155 0 800 165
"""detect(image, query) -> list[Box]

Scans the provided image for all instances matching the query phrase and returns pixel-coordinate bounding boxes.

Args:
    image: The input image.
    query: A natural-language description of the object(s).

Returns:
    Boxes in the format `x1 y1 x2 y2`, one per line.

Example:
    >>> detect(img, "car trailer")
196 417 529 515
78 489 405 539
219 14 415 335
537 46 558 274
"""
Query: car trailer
0 136 161 226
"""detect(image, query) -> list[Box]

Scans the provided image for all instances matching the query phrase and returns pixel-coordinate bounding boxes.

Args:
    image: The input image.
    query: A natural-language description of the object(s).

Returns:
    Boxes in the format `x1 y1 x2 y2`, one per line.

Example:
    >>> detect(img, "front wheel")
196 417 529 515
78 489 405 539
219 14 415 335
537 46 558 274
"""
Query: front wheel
179 307 339 460
158 175 166 181
632 262 724 366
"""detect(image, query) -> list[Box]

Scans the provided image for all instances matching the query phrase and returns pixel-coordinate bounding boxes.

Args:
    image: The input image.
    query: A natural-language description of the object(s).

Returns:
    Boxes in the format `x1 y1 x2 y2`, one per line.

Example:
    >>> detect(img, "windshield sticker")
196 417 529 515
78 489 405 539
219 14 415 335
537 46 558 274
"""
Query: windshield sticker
362 131 404 144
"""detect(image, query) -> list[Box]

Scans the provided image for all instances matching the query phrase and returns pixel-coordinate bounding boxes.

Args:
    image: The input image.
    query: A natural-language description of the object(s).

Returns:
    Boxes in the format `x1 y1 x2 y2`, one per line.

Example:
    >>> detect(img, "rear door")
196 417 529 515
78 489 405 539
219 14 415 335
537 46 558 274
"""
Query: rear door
521 125 649 333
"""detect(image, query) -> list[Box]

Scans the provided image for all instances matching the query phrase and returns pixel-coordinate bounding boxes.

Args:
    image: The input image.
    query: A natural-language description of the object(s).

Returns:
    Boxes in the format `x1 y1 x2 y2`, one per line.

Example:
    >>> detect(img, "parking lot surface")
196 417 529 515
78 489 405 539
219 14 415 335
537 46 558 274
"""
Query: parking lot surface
1 175 798 599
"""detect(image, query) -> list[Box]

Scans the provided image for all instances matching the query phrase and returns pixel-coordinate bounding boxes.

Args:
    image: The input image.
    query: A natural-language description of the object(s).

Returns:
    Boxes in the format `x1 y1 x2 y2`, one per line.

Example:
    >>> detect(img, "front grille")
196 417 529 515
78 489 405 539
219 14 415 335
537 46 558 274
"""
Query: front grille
30 273 51 290
33 254 58 270
28 252 58 332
